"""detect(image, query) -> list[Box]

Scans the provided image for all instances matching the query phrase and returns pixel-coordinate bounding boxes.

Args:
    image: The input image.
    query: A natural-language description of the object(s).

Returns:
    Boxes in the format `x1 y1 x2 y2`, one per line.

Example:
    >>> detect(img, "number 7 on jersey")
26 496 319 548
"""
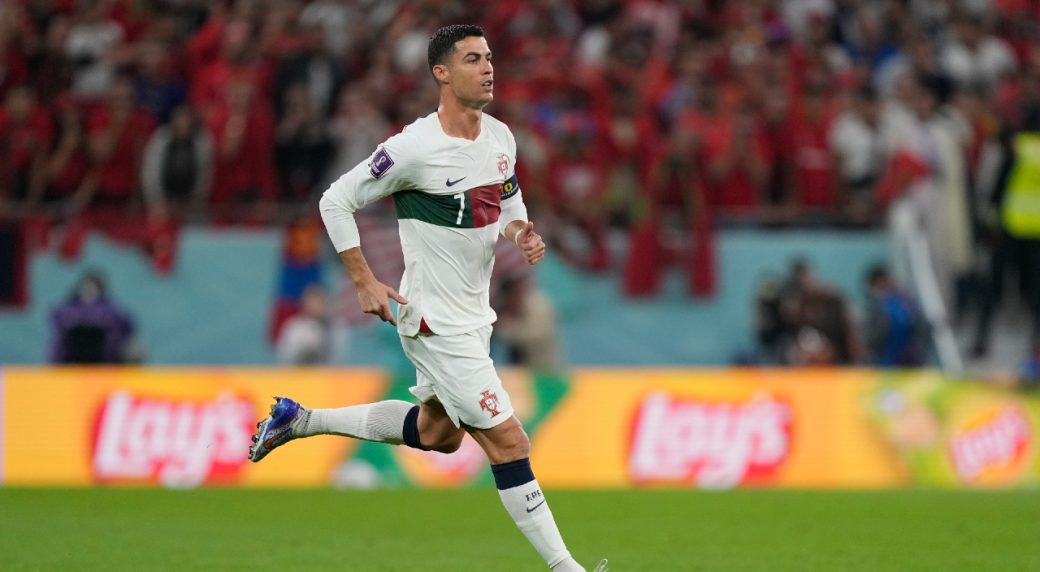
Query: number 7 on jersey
454 193 465 225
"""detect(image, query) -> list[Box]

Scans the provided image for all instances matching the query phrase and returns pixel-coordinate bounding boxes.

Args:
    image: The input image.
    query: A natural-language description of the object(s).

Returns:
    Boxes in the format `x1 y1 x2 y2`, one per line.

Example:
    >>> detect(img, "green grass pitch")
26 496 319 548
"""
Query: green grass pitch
1 488 1037 571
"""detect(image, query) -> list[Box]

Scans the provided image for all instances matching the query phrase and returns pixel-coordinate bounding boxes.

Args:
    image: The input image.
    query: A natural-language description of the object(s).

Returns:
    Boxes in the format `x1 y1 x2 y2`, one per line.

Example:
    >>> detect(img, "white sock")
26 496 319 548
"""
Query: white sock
495 466 583 571
291 400 413 444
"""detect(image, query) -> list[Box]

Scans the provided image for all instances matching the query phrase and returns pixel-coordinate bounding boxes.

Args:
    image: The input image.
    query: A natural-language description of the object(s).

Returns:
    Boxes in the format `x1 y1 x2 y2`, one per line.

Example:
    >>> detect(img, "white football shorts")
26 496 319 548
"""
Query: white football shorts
399 324 513 430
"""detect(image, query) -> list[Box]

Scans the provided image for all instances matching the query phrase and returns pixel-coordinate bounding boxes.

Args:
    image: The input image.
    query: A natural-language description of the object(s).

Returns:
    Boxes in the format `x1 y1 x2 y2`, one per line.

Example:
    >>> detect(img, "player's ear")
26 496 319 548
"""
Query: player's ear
432 63 450 85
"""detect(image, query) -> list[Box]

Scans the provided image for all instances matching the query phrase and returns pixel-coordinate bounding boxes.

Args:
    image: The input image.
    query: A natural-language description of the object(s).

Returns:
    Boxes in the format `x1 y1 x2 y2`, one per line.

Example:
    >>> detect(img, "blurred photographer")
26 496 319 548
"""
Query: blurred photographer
49 271 140 364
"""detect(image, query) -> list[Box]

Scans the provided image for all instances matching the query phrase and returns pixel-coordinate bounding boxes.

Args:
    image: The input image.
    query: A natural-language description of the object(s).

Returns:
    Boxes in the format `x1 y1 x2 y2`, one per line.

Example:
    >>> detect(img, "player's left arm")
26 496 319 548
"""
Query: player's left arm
500 171 545 265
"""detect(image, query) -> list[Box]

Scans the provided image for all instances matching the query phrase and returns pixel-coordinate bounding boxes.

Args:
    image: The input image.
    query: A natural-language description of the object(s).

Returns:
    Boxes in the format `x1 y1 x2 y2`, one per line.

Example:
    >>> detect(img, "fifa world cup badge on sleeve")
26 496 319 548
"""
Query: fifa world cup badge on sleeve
369 147 395 179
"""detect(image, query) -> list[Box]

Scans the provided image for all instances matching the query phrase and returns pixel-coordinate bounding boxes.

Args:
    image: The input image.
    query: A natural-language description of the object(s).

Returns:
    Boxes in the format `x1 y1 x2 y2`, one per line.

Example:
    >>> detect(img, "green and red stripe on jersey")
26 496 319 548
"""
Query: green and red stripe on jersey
393 184 502 229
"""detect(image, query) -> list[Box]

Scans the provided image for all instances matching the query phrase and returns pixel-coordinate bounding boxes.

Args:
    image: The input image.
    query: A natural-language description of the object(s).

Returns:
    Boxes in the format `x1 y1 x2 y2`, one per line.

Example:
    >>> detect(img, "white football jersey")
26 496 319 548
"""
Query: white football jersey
319 112 528 337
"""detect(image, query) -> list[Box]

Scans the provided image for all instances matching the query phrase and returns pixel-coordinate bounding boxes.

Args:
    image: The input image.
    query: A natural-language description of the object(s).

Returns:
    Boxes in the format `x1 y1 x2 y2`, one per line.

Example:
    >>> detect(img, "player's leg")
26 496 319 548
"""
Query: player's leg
400 326 599 570
250 328 475 462
468 417 588 572
413 399 467 452
294 395 463 451
248 396 409 462
248 397 460 462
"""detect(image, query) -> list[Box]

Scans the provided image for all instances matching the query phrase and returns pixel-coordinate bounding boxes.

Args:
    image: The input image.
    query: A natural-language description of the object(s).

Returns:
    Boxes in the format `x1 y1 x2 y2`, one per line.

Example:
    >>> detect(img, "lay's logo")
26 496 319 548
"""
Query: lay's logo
91 390 256 488
949 406 1031 484
628 392 793 489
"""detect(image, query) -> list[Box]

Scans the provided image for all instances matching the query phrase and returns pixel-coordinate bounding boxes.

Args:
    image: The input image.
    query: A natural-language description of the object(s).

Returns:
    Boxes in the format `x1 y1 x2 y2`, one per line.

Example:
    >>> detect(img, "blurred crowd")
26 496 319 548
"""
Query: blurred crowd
753 259 928 367
3 0 1040 367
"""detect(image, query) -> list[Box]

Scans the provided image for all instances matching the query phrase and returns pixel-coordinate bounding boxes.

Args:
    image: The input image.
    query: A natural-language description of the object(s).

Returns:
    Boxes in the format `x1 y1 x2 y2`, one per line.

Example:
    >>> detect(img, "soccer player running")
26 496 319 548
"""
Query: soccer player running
249 25 605 572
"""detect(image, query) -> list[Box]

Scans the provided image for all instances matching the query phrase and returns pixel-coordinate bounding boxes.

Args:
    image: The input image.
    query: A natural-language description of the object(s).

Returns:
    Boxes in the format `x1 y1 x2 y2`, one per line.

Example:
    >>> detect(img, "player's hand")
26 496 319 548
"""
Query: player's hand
357 278 408 326
515 221 546 265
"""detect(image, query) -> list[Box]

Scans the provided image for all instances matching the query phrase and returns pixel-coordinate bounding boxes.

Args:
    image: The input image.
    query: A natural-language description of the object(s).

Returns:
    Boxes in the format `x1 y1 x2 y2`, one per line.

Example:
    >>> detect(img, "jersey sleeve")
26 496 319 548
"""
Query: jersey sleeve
499 127 529 236
319 133 416 252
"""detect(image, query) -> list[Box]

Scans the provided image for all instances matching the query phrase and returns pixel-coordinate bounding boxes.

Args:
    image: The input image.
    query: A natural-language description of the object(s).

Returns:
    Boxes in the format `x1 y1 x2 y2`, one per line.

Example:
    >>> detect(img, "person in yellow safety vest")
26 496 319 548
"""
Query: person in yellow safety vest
972 98 1040 358
1002 133 1040 238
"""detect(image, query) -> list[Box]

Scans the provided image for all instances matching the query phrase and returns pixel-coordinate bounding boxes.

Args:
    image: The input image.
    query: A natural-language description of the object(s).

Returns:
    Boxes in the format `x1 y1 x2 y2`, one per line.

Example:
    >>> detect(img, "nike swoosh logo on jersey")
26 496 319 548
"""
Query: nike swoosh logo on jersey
526 500 546 513
446 177 467 187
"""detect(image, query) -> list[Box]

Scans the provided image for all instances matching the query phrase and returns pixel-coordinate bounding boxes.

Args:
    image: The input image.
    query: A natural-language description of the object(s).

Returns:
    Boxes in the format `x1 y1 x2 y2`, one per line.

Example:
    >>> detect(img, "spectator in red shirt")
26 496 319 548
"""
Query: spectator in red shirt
60 77 156 265
81 75 154 211
191 17 272 119
699 104 771 218
624 120 715 298
603 88 659 224
545 110 611 271
183 3 228 79
781 79 840 220
44 94 93 207
0 4 31 98
207 79 278 223
0 85 53 209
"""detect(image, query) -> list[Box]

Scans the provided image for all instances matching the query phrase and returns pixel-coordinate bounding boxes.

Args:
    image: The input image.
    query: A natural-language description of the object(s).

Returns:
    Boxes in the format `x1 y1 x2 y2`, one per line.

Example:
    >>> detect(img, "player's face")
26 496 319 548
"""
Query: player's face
447 36 494 108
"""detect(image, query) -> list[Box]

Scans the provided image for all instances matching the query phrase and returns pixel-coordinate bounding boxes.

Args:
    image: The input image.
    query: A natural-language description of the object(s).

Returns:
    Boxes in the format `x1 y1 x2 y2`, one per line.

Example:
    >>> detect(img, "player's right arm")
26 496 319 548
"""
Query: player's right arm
319 137 413 326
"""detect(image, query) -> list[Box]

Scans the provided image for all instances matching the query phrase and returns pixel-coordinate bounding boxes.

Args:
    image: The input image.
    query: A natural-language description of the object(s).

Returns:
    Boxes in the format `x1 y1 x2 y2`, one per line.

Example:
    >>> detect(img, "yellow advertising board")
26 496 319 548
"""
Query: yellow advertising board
531 369 906 488
0 368 386 487
2 368 1037 489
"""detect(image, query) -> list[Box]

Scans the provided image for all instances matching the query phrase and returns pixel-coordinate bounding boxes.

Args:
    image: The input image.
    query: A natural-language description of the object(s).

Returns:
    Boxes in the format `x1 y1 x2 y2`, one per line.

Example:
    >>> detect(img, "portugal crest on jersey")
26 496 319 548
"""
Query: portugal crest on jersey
479 390 502 418
496 153 509 178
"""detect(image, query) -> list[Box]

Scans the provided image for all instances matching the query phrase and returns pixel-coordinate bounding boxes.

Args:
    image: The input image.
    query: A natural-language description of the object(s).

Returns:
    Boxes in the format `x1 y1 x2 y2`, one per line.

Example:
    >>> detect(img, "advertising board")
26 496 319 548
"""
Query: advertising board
3 368 1036 489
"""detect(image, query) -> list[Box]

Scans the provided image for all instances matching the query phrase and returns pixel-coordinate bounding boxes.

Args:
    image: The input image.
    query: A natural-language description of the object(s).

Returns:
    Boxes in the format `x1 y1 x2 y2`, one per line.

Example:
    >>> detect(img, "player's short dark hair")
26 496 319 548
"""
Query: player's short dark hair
428 24 485 72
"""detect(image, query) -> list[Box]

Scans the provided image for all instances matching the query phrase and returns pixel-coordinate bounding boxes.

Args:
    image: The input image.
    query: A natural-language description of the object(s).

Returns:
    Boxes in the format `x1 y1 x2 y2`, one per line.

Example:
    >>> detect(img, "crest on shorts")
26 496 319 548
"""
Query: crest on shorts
479 390 502 418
